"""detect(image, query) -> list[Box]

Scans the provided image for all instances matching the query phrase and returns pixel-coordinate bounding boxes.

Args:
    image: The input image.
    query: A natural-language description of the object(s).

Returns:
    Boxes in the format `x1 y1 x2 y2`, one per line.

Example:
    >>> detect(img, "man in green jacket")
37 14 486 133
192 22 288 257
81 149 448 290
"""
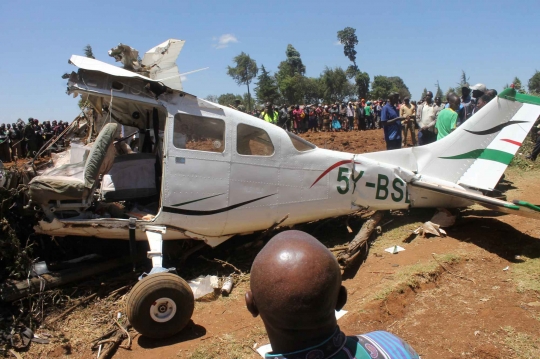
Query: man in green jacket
260 102 279 124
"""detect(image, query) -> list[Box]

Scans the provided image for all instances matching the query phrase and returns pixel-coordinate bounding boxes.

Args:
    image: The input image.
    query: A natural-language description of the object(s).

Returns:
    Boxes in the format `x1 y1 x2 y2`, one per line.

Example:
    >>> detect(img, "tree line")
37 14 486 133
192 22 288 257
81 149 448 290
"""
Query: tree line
209 27 540 111
208 27 412 111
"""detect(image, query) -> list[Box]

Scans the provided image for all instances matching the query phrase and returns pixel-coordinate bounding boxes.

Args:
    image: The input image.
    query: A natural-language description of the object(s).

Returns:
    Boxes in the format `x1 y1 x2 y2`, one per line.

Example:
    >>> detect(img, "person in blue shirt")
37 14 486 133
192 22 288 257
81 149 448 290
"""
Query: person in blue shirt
380 93 404 150
245 230 420 359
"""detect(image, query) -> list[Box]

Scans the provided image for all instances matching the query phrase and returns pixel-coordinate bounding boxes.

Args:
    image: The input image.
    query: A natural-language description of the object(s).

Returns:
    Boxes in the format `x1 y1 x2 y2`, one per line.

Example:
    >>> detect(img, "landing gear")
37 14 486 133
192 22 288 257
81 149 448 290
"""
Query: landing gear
126 272 194 338
126 225 195 338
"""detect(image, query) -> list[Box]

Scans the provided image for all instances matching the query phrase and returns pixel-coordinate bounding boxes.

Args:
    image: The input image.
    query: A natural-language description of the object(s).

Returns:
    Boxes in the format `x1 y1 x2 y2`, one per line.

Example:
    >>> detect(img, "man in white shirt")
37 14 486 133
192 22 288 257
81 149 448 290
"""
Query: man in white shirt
415 91 437 145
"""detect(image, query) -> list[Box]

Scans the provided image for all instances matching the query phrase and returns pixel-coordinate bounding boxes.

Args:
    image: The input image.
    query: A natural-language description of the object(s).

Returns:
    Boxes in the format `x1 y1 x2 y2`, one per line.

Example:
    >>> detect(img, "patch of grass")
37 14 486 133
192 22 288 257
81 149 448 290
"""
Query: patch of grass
185 326 267 359
502 326 540 359
509 136 538 171
371 254 461 301
512 255 540 293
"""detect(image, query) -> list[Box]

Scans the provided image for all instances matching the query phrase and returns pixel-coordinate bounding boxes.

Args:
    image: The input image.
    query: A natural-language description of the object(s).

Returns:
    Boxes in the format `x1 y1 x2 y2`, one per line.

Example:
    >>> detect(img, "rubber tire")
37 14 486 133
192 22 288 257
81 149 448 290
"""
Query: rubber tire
126 273 194 339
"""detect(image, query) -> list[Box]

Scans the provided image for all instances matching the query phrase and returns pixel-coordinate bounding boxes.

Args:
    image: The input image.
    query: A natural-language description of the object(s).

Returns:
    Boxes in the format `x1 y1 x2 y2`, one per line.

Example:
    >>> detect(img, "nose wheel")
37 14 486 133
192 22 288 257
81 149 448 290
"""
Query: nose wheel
126 273 194 338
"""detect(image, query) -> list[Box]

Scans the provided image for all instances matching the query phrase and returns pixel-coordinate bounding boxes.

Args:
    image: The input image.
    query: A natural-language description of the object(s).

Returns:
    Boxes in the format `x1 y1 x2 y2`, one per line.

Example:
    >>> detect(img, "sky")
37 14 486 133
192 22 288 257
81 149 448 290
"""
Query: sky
1 0 539 123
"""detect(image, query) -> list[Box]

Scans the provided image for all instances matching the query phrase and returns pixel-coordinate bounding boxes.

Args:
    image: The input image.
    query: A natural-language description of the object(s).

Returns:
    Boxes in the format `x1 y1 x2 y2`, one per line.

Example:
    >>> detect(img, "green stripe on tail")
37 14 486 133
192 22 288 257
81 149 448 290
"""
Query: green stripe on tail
440 149 514 165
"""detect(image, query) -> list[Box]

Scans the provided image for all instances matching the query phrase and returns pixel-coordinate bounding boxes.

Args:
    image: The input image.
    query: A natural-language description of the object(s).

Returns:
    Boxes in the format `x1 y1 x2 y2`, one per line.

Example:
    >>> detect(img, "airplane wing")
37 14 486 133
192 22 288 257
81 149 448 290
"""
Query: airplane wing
410 179 540 220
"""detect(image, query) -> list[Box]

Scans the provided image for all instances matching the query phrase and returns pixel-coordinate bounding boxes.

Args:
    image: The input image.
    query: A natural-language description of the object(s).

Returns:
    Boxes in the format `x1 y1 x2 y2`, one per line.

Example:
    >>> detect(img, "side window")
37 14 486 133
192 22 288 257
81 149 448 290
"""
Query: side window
237 124 275 156
287 131 316 152
173 114 225 153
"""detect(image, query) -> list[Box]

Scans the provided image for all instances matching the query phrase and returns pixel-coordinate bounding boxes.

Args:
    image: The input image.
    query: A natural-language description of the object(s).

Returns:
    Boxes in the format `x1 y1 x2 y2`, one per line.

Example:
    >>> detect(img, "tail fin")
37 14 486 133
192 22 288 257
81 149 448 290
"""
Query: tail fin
362 88 540 190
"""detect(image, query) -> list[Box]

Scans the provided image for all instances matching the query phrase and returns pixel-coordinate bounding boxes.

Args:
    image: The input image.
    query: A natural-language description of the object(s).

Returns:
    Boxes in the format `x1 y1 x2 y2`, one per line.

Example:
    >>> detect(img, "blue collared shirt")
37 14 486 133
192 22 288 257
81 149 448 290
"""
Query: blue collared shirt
380 103 402 141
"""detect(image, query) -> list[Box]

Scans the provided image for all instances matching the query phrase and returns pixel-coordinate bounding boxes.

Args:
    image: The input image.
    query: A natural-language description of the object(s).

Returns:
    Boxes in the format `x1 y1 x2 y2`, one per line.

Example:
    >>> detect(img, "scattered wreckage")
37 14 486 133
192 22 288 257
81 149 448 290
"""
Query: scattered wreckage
3 38 540 339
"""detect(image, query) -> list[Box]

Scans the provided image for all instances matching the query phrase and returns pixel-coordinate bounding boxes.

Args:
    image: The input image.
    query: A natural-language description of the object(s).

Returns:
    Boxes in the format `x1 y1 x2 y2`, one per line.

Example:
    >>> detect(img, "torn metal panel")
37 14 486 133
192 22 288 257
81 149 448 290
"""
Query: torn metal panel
142 39 185 91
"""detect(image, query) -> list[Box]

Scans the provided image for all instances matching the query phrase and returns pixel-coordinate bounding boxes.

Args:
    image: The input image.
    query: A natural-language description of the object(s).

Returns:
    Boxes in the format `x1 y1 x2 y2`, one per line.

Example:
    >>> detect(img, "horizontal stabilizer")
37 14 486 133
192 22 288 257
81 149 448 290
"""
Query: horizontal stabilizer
410 180 540 220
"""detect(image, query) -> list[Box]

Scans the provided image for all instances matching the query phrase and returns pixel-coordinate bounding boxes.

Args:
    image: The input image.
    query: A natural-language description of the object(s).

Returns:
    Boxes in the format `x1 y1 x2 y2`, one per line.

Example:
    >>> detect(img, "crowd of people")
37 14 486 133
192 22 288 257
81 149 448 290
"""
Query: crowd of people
0 118 69 162
241 82 497 151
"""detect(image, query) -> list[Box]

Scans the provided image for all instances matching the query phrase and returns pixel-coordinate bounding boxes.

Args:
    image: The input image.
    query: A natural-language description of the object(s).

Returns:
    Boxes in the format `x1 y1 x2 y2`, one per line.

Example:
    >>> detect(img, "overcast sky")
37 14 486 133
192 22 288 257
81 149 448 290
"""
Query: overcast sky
1 0 539 123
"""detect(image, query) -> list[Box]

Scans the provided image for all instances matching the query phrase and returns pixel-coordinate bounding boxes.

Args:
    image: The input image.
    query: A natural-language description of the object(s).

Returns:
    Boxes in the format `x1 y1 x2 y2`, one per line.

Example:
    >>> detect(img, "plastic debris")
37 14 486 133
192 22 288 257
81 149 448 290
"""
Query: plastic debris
503 266 509 271
31 261 50 276
430 208 456 227
385 245 405 254
414 221 447 237
188 275 219 299
221 276 233 295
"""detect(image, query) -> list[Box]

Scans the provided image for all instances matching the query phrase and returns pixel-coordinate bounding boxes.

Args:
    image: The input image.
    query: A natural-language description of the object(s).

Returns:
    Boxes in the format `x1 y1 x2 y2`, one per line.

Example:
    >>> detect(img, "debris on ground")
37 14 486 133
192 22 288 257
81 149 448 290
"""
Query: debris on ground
414 221 447 238
430 208 457 227
385 245 406 254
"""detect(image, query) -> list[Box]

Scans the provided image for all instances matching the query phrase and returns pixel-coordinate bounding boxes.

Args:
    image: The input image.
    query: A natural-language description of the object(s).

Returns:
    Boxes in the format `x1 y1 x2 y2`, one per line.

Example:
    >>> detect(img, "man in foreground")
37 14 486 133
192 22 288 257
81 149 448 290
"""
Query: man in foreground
246 230 420 359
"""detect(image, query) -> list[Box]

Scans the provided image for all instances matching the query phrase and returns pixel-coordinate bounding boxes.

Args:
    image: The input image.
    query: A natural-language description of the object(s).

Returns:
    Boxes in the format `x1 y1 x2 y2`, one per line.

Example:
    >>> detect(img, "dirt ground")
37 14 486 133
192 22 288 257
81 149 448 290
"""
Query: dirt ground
10 130 540 359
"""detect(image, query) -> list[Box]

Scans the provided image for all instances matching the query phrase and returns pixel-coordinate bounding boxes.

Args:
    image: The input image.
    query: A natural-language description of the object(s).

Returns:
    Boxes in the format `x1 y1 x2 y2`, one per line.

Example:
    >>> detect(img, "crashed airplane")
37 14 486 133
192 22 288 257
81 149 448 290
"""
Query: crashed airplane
22 39 540 338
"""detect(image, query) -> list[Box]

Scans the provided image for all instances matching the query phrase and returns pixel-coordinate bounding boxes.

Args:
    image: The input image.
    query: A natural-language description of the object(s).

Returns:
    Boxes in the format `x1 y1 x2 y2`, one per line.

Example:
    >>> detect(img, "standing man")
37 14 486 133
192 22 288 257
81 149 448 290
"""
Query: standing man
278 104 289 130
364 101 373 129
0 124 11 162
470 83 487 115
356 99 366 131
415 91 437 145
459 85 475 125
436 93 460 141
433 96 445 120
231 99 246 113
346 102 355 131
260 102 279 124
24 118 38 158
380 93 403 150
399 97 416 147
9 123 22 160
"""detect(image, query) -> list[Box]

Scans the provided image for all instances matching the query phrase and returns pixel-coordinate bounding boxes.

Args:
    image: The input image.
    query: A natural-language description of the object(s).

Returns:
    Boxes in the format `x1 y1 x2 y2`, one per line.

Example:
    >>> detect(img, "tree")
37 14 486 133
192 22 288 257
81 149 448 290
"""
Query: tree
217 93 243 107
284 44 306 76
338 28 370 101
320 67 354 103
353 71 370 100
528 71 540 95
435 80 444 99
371 76 411 100
420 88 428 101
513 76 526 94
254 65 280 105
243 93 256 111
227 52 258 112
454 70 470 96
275 44 307 104
388 76 411 100
303 77 325 105
205 95 219 103
84 45 95 59
337 27 359 69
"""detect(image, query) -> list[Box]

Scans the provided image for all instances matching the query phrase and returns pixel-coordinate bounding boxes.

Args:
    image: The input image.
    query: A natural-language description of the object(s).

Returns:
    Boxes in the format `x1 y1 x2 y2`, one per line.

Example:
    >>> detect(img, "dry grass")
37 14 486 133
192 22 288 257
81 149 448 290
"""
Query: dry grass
371 253 462 301
503 326 540 359
512 255 540 294
184 326 267 359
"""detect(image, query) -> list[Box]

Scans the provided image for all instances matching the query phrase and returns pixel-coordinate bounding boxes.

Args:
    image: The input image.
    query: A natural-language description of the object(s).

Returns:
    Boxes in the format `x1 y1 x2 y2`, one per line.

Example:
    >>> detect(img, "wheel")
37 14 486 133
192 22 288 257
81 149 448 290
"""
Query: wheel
126 272 194 338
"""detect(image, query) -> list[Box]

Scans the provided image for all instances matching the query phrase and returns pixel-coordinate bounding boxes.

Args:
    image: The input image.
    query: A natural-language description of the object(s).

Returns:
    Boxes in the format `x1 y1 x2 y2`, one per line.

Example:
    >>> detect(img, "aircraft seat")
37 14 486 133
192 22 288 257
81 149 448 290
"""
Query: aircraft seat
29 123 118 205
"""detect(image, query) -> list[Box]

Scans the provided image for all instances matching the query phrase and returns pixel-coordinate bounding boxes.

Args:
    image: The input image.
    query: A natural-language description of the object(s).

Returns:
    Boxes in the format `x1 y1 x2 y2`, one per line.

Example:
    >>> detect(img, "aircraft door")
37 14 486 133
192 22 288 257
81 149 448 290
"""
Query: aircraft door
224 122 280 234
161 113 231 236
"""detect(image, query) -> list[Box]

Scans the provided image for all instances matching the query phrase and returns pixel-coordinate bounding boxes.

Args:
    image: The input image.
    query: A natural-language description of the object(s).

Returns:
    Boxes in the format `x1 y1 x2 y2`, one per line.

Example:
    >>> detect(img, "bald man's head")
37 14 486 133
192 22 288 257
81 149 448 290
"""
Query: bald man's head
246 231 346 335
